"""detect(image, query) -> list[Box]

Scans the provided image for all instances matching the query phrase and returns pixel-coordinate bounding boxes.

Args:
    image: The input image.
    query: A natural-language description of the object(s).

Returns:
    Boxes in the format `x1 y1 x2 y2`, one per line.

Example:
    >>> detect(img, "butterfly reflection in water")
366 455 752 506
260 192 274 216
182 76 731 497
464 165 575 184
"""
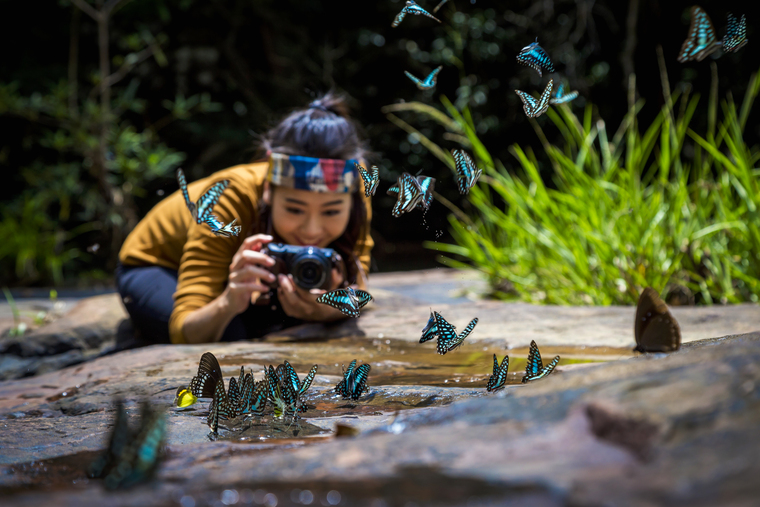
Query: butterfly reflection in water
521 340 560 383
677 6 720 62
516 39 555 77
486 354 510 392
88 398 166 489
634 287 681 352
405 66 443 90
392 0 441 28
316 287 373 318
356 163 379 197
335 359 371 400
387 172 436 216
515 79 554 119
176 168 241 237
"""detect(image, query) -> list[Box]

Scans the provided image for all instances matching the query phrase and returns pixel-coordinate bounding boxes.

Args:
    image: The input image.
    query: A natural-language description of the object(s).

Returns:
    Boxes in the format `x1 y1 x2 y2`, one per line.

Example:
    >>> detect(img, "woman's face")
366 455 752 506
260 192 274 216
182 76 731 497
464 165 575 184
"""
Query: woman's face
267 185 352 247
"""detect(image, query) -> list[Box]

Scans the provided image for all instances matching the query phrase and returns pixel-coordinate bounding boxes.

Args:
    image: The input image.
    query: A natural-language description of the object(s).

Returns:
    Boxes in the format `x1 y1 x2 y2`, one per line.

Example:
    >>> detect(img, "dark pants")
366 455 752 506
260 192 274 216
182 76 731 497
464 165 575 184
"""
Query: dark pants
115 264 301 344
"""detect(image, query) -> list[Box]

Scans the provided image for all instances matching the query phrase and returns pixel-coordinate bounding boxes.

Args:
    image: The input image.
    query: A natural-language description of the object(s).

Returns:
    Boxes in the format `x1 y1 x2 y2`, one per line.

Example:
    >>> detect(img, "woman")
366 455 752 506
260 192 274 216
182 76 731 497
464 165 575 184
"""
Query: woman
116 93 373 344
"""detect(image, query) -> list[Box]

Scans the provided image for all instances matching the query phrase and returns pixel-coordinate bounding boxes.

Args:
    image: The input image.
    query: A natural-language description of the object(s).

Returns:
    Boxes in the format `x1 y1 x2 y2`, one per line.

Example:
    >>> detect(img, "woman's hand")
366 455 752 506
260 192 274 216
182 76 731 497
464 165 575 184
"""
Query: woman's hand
277 267 347 321
223 234 276 315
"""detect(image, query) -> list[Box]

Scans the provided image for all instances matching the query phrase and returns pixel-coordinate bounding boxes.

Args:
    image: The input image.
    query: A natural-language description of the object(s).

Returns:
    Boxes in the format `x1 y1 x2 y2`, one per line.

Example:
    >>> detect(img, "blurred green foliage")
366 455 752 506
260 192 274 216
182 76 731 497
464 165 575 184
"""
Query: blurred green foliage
390 66 760 304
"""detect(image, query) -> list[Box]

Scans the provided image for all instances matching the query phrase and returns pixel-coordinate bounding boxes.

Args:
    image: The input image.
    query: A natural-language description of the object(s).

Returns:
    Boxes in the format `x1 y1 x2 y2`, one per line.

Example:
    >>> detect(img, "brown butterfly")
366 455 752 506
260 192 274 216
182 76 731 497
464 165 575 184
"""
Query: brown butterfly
634 287 681 352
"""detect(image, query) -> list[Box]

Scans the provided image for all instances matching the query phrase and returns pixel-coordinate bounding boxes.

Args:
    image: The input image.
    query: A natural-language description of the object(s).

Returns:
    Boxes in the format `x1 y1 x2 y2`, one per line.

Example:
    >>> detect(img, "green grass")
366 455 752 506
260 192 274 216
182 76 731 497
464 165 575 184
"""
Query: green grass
386 67 760 305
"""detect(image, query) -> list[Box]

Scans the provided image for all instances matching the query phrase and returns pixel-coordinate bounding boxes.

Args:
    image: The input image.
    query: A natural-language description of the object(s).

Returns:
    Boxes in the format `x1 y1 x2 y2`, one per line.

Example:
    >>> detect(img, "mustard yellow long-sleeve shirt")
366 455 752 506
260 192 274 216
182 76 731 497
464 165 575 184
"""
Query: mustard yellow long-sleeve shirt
119 162 373 344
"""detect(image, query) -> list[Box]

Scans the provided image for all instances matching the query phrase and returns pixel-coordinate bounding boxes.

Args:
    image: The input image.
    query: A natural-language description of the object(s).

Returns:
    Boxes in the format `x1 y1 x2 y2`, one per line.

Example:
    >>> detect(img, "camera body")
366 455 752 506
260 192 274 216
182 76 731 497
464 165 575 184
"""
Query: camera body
262 243 340 290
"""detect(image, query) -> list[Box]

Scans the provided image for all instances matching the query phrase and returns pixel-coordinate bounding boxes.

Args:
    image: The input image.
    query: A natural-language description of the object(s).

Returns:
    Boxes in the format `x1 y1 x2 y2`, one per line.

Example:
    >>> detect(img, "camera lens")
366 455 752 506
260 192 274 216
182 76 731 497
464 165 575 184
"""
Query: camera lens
291 248 330 289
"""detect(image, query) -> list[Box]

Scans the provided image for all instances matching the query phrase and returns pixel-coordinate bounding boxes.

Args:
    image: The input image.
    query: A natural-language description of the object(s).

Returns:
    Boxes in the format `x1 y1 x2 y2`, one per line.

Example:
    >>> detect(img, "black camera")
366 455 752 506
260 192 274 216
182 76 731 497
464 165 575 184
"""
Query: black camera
262 243 341 290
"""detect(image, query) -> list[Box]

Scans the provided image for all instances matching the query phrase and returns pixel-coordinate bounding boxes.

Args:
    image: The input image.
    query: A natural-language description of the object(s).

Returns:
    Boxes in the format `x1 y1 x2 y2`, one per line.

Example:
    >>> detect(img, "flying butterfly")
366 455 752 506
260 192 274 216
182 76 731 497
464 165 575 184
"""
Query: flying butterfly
202 214 241 237
316 287 373 318
405 66 443 90
521 340 560 383
550 82 579 105
451 149 482 195
634 287 681 353
356 163 380 197
392 0 441 28
515 79 554 119
420 309 439 343
723 13 748 53
188 352 224 399
176 168 239 237
677 6 720 62
486 354 510 392
434 312 478 355
387 173 436 214
89 399 166 490
334 359 371 400
516 39 555 77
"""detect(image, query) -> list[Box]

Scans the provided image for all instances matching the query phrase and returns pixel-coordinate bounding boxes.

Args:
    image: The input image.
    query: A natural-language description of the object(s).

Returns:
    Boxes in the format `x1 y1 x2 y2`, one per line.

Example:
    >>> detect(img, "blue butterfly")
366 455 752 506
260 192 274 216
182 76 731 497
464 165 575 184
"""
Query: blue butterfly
486 354 509 392
334 359 371 400
283 360 318 396
516 39 555 77
550 82 579 105
207 377 238 434
451 149 482 195
176 169 239 236
420 309 439 343
392 0 441 28
515 79 553 119
678 6 720 62
316 287 373 318
405 66 443 90
521 340 560 383
356 163 379 197
434 312 478 355
723 13 748 53
388 173 436 215
237 370 267 417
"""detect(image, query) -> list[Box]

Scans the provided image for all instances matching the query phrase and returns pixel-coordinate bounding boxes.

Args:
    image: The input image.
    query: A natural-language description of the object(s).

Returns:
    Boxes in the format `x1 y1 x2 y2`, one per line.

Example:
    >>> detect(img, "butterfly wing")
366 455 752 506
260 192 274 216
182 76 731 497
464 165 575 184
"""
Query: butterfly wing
386 183 400 196
405 1 441 23
195 180 230 223
433 0 448 14
550 82 579 105
316 289 361 317
445 317 478 353
353 289 374 309
299 365 318 395
723 13 748 53
415 175 436 209
434 313 459 355
420 310 439 343
486 355 510 392
451 150 481 195
422 66 443 89
516 41 555 77
391 7 407 27
348 363 371 400
240 381 267 416
283 360 302 395
227 377 240 411
521 340 544 382
357 163 380 197
176 168 194 213
635 287 681 352
404 70 424 88
392 173 424 217
678 6 719 62
189 352 224 398
515 89 539 116
203 214 240 237
526 355 560 382
335 359 357 397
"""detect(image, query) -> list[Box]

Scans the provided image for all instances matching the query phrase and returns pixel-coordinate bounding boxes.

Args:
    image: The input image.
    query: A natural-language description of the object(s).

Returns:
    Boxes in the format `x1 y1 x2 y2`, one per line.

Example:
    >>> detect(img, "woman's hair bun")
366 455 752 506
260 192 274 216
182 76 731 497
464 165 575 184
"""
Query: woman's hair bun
309 92 350 118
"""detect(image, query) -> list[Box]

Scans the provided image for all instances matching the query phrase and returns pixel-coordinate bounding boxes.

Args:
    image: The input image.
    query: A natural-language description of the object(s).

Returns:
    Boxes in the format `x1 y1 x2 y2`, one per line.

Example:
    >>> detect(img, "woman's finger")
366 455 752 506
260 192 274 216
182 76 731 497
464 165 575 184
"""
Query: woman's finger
230 265 276 284
231 249 275 272
229 281 270 293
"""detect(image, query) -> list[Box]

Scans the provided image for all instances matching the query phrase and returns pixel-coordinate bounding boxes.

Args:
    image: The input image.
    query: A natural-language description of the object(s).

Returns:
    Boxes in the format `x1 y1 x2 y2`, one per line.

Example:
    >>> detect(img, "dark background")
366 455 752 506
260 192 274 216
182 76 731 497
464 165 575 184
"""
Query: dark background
1 0 757 286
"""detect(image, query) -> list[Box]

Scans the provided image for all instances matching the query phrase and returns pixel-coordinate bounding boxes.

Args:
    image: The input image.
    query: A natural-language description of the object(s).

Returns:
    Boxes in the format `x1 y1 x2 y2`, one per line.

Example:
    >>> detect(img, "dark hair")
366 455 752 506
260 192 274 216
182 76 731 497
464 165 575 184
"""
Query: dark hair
255 92 370 285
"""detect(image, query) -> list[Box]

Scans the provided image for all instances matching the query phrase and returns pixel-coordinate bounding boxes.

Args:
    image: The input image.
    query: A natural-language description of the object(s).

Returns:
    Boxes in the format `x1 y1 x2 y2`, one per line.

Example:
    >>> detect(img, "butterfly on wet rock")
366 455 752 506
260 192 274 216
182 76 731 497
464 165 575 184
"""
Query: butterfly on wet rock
283 360 318 396
516 39 555 77
334 359 371 400
515 79 554 119
451 149 482 195
550 82 579 105
433 311 478 355
207 377 238 434
356 163 380 197
634 287 681 352
316 287 373 318
238 371 267 417
392 0 441 28
420 309 439 343
173 386 198 409
176 168 239 237
89 398 166 489
678 6 720 62
486 354 510 392
388 173 436 215
521 340 560 383
405 66 443 90
723 12 748 53
188 352 224 399
265 364 305 419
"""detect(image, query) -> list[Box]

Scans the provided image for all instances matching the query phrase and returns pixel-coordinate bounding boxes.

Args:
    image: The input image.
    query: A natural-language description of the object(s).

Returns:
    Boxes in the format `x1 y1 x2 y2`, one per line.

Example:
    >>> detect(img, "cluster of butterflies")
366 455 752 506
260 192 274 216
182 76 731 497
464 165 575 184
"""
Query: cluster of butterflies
88 398 166 489
176 168 241 237
514 39 579 119
174 352 372 435
486 340 561 391
420 309 479 355
356 148 481 220
678 6 748 63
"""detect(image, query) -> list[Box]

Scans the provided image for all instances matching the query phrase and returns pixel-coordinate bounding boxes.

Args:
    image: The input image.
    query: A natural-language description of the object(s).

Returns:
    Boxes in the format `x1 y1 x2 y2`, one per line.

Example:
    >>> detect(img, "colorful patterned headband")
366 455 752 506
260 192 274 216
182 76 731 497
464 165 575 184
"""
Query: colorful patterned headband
267 152 359 193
